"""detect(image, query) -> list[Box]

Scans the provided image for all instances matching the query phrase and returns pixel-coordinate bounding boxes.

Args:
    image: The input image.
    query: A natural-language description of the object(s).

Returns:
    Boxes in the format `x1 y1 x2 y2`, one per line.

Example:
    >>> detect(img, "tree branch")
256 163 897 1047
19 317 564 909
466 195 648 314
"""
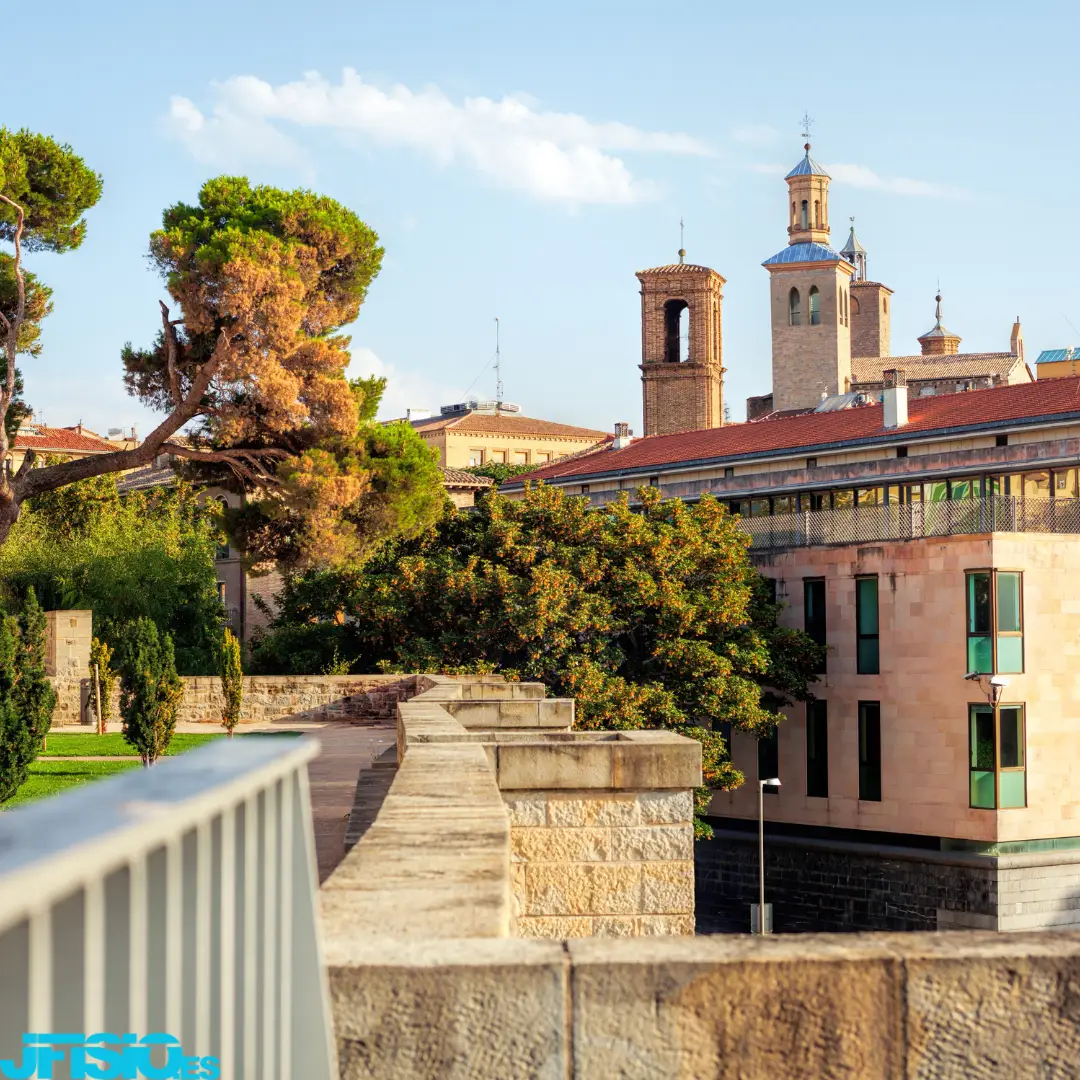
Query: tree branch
159 300 182 406
16 318 234 499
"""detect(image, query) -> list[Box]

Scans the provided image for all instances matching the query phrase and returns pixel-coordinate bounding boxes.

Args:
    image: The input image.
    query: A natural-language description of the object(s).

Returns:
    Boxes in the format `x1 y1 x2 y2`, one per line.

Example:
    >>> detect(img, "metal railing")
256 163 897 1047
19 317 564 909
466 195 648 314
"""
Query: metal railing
0 737 336 1080
738 495 1080 550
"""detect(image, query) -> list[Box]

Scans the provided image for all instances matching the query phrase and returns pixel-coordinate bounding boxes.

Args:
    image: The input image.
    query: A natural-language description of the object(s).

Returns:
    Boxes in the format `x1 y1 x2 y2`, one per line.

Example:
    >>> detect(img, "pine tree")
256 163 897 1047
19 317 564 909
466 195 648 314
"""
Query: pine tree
219 627 243 737
117 618 183 766
0 588 57 802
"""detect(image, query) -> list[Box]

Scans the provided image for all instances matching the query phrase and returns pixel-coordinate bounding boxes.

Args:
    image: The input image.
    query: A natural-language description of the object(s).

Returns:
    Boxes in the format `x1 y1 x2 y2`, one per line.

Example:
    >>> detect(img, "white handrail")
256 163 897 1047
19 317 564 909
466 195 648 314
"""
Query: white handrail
0 737 337 1080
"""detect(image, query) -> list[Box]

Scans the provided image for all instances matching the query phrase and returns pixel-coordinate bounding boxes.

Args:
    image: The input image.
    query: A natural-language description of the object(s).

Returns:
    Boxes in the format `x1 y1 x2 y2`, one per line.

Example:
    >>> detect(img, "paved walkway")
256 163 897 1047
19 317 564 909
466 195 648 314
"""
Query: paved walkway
53 719 397 882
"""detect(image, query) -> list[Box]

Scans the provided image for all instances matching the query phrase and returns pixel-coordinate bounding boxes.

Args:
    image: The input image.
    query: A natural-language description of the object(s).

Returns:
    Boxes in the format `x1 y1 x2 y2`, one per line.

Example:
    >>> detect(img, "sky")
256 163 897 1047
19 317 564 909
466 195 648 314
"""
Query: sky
6 0 1079 435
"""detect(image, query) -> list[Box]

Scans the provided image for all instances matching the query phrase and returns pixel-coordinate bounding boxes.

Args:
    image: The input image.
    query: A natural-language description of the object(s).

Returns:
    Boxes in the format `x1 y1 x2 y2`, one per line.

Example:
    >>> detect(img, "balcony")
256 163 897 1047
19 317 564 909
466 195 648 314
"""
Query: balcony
737 495 1080 551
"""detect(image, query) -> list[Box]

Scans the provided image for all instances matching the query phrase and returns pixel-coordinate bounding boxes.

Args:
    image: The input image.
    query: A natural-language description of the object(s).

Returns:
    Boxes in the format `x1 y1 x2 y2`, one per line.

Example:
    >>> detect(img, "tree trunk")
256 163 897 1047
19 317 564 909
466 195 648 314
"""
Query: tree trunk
0 495 22 548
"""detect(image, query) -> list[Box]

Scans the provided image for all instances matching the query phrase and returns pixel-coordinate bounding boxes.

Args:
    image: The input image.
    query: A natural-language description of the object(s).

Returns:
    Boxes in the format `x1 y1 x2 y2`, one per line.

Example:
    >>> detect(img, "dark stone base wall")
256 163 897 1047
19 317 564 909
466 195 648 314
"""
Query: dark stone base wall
695 830 998 934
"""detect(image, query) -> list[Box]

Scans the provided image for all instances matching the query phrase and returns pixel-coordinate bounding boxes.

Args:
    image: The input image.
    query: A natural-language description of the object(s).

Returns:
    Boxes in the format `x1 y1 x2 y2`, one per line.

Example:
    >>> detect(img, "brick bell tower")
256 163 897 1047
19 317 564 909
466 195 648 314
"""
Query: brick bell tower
637 246 725 437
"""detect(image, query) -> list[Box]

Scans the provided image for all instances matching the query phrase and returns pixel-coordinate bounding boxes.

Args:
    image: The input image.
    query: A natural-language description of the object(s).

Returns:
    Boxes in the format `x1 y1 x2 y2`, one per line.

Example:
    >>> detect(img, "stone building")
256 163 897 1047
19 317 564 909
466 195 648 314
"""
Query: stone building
398 401 609 469
500 139 1080 933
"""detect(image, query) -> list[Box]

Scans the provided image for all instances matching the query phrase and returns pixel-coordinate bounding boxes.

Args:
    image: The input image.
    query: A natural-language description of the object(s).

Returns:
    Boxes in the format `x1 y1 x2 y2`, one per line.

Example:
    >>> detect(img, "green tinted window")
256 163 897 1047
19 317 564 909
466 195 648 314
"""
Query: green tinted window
967 573 991 634
997 573 1021 633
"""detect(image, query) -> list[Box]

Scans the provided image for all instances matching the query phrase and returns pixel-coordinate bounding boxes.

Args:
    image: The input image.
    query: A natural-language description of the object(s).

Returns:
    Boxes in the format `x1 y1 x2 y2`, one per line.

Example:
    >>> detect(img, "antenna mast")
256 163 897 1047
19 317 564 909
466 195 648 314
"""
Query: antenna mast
494 316 503 404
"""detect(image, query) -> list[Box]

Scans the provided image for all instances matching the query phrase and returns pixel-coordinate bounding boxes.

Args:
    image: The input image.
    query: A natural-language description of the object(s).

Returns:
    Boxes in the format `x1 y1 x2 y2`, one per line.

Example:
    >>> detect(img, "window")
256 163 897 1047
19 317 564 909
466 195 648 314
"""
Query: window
772 495 795 514
808 286 821 326
806 456 817 469
513 451 529 464
966 571 1023 674
581 484 590 496
800 200 808 229
995 433 1008 447
649 476 660 488
969 703 1026 809
789 287 802 326
664 298 689 363
851 294 860 316
856 487 884 506
216 581 227 603
535 452 550 464
882 297 888 314
858 702 882 801
723 466 735 478
806 700 828 798
490 450 507 464
896 446 908 459
1023 471 1051 500
468 448 485 466
803 579 826 674
758 728 779 792
813 199 820 226
856 576 880 674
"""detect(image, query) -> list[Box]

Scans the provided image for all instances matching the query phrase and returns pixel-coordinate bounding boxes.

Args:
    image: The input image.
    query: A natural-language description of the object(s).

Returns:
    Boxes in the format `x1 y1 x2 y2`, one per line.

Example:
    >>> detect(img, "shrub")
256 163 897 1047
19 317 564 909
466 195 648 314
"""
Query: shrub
117 618 183 766
219 628 243 737
87 636 116 733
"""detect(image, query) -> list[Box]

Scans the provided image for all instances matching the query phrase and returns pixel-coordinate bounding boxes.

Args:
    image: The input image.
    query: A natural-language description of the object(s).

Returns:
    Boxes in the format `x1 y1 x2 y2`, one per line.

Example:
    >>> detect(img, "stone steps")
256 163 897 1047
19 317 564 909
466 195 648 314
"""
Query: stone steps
344 746 398 852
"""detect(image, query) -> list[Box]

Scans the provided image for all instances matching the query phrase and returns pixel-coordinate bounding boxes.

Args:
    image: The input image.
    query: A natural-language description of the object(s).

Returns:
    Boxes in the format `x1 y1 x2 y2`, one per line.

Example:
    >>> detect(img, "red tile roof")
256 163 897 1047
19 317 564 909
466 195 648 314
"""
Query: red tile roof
851 352 1027 385
11 425 120 454
409 411 608 440
503 376 1080 488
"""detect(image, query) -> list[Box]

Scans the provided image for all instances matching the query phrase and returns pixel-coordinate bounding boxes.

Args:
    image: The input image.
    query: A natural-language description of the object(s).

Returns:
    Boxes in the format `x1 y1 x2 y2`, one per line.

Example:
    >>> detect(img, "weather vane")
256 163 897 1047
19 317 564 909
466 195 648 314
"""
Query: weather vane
800 112 814 143
678 217 685 264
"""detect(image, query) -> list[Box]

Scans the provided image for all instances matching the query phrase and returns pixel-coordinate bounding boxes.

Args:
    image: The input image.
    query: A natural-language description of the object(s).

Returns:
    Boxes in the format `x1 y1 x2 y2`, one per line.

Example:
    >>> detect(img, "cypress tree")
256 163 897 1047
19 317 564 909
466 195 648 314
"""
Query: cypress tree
117 618 183 766
0 588 57 802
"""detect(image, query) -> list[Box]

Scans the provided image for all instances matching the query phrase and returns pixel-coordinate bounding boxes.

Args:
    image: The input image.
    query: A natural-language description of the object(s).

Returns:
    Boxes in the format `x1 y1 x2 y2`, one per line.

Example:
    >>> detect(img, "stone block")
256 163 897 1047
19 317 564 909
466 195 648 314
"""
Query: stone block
517 915 595 938
504 793 547 827
641 860 695 915
525 863 642 917
512 827 611 864
328 937 568 1080
592 916 638 937
611 738 702 790
611 825 693 863
638 790 694 825
496 742 613 790
538 698 574 728
568 936 903 1079
637 914 695 936
547 793 640 828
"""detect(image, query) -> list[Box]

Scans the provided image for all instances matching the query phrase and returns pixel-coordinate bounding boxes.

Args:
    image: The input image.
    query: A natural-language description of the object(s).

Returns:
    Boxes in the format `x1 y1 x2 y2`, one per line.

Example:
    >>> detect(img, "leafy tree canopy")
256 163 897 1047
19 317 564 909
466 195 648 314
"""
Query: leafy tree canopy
464 461 539 486
0 473 226 673
250 486 825 819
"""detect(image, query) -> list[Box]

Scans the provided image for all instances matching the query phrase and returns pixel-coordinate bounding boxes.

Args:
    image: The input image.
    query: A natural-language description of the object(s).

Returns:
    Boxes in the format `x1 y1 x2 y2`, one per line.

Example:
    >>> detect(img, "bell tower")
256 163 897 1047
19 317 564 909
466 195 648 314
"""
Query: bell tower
637 247 725 437
763 126 854 412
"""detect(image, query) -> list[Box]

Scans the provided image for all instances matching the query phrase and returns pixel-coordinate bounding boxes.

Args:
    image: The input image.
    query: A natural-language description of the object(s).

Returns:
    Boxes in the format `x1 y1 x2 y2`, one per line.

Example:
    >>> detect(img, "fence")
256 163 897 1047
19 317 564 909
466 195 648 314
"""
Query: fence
0 737 336 1080
737 494 1080 550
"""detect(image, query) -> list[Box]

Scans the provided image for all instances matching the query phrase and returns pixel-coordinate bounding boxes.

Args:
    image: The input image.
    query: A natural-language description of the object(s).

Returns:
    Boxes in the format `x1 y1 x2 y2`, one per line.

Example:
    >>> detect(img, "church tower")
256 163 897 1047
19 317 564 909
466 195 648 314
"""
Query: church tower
918 292 962 355
763 138 854 411
842 220 893 358
637 251 725 436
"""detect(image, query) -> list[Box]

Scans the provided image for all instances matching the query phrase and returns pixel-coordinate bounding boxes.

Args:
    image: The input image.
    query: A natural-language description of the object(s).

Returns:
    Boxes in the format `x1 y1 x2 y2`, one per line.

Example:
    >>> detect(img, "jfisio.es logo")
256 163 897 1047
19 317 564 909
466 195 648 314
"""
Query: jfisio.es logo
0 1033 220 1079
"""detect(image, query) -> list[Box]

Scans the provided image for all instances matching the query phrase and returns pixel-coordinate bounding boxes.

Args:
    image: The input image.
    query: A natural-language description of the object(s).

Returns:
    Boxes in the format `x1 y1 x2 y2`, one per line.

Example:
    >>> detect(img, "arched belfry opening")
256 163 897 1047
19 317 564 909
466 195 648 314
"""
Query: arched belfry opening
663 299 690 363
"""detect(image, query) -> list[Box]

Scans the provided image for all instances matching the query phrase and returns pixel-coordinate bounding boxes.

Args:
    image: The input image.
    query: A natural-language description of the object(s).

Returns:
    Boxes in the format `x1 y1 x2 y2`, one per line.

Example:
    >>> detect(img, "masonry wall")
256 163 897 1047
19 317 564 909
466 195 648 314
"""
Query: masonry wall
505 789 695 937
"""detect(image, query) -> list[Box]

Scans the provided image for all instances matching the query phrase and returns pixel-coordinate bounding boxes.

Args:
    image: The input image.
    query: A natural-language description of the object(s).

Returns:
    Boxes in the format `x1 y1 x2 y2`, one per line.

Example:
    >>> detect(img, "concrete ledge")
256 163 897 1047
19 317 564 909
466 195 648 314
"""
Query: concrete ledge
326 930 1080 1079
445 698 574 730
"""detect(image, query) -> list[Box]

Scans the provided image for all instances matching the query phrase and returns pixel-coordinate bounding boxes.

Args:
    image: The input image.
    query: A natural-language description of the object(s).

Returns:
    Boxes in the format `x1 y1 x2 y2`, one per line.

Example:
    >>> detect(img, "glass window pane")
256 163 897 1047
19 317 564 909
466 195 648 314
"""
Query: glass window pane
1024 471 1051 499
1056 468 1078 498
997 636 1023 673
806 701 828 799
950 479 972 500
857 487 884 506
858 702 882 802
758 728 779 791
997 573 1021 633
926 481 949 502
833 489 854 510
999 770 1027 809
857 578 879 634
750 498 770 517
967 635 993 674
857 638 880 674
773 495 796 514
970 771 996 809
906 484 923 504
970 706 995 769
999 707 1024 768
967 573 991 634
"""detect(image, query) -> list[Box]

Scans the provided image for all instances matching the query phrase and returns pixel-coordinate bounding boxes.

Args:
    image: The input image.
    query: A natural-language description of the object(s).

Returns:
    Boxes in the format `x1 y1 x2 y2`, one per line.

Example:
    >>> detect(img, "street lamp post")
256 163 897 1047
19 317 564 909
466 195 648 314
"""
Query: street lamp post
756 777 781 933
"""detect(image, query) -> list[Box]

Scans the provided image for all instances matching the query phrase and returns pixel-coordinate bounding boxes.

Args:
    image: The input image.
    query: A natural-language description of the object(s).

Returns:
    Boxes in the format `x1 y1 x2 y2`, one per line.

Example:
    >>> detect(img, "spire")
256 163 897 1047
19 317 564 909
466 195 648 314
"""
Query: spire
840 217 867 281
918 290 962 356
678 217 685 265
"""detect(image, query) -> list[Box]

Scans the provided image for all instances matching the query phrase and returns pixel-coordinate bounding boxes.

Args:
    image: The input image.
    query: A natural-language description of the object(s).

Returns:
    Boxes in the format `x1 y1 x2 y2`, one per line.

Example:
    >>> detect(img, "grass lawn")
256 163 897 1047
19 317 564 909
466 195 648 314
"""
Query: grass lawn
40 730 302 757
5 759 142 808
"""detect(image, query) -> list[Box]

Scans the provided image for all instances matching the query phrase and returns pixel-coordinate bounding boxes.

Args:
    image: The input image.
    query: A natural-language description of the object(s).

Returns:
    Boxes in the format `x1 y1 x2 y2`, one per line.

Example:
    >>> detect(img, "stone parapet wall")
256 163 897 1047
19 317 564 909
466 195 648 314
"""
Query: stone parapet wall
507 789 694 937
326 932 1080 1079
51 673 418 728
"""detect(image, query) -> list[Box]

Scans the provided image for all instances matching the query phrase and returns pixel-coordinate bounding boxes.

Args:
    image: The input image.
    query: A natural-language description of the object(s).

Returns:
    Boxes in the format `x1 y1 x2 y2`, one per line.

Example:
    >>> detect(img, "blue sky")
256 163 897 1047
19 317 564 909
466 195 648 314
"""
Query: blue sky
6 0 1078 434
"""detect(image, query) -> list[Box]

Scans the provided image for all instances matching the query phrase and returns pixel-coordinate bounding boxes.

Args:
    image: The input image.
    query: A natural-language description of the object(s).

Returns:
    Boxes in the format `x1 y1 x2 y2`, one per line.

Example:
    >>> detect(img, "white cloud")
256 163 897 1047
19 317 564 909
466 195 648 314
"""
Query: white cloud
348 347 462 422
165 69 710 205
825 163 968 200
745 160 967 199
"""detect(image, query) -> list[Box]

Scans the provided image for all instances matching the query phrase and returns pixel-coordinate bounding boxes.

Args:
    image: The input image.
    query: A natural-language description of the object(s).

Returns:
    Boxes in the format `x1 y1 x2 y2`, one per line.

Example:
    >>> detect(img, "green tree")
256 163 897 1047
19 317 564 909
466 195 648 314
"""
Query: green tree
0 161 443 566
88 636 117 732
219 627 243 737
250 486 825 827
0 588 58 802
116 618 183 766
464 462 539 487
0 474 226 673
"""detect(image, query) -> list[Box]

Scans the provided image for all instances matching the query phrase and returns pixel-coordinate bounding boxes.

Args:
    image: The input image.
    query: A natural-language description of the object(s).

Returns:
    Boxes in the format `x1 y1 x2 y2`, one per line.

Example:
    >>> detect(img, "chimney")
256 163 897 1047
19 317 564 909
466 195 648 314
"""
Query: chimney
406 408 431 421
1010 317 1024 362
613 422 634 450
882 368 908 429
